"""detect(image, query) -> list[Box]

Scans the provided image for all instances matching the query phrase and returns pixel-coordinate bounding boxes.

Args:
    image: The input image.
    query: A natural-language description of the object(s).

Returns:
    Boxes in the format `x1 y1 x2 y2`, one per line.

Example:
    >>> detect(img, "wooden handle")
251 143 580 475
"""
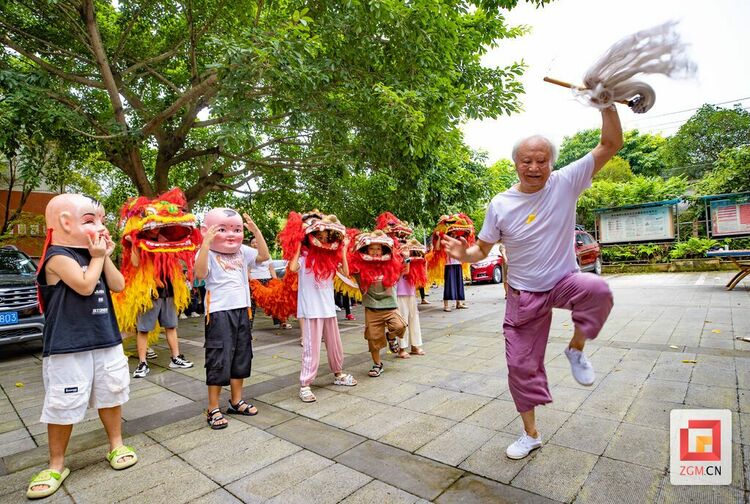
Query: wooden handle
543 76 632 106
543 76 584 91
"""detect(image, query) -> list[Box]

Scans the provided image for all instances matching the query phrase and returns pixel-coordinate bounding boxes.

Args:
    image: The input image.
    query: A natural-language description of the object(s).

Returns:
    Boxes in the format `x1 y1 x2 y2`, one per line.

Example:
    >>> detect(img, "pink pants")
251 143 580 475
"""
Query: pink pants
504 272 613 412
299 317 344 387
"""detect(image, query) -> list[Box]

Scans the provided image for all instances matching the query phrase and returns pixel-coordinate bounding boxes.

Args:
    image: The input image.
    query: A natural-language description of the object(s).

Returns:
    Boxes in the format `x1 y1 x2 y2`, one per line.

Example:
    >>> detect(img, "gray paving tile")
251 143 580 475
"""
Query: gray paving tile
416 423 495 466
426 392 492 422
511 444 599 503
268 416 365 458
225 450 334 502
318 398 389 429
624 397 687 431
547 385 592 413
550 414 620 456
458 432 533 484
67 455 218 504
604 422 669 471
656 475 745 503
179 426 301 485
191 489 243 504
336 441 463 501
120 390 193 421
574 456 662 503
685 383 739 411
347 407 422 440
265 462 371 504
340 480 421 504
378 414 455 452
462 399 519 431
436 474 556 504
637 378 688 403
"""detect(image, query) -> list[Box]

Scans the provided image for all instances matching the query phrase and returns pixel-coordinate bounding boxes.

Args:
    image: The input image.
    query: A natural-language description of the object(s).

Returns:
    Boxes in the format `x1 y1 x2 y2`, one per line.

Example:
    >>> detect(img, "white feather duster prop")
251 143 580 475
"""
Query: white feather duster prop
545 21 696 114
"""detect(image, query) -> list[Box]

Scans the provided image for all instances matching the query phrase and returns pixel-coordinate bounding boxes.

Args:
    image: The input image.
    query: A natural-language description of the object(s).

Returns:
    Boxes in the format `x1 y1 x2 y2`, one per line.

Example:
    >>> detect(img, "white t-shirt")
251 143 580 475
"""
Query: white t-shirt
202 245 259 313
296 256 336 319
250 258 273 280
478 153 594 292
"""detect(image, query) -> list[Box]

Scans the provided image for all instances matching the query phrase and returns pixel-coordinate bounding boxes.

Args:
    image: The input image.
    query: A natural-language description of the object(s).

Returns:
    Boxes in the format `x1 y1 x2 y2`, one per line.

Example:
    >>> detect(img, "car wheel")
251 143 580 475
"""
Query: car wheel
593 258 602 275
492 266 502 284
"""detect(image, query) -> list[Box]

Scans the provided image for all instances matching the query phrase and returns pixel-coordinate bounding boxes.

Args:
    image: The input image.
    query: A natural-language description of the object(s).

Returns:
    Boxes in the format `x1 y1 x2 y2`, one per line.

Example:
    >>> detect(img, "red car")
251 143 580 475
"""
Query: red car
575 229 602 275
470 244 504 284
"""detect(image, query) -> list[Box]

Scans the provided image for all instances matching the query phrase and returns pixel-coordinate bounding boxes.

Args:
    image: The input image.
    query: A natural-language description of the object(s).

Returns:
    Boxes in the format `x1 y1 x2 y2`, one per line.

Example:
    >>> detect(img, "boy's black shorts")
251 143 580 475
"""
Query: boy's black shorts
204 307 253 386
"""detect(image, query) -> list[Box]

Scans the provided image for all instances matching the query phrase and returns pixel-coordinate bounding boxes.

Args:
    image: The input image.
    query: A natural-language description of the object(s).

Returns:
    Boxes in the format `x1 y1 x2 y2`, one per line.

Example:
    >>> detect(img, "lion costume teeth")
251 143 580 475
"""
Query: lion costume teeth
426 213 475 286
113 188 201 346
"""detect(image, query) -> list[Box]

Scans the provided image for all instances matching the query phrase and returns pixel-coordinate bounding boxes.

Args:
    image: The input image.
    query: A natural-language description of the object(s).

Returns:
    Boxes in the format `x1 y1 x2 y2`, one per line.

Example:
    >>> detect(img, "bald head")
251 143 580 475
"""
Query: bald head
45 194 107 248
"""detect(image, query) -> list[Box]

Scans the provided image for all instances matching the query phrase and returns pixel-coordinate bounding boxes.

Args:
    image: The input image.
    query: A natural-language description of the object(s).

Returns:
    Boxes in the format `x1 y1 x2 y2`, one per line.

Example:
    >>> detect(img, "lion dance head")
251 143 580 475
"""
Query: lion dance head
348 229 403 292
426 213 475 285
278 209 346 282
113 188 201 341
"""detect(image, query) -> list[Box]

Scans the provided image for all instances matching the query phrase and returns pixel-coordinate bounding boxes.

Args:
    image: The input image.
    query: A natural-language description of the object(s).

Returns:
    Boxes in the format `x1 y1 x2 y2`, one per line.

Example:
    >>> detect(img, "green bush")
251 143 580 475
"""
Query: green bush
669 237 719 259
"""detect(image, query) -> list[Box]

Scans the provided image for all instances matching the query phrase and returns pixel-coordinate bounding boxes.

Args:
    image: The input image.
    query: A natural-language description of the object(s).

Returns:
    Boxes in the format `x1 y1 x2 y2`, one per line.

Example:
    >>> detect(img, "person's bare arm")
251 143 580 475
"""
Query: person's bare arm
441 235 494 264
103 233 125 292
591 106 624 175
337 235 350 277
288 242 302 273
194 226 217 280
268 262 278 280
243 214 270 263
45 235 107 296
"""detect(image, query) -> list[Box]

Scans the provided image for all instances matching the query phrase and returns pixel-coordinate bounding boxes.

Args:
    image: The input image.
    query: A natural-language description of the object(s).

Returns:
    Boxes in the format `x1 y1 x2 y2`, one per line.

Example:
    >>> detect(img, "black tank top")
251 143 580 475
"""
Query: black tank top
37 246 122 357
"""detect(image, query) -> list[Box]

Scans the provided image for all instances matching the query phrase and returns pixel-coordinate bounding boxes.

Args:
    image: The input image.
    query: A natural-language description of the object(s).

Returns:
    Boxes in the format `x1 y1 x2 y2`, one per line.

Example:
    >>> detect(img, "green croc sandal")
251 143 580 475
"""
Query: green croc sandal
107 445 138 470
26 467 70 499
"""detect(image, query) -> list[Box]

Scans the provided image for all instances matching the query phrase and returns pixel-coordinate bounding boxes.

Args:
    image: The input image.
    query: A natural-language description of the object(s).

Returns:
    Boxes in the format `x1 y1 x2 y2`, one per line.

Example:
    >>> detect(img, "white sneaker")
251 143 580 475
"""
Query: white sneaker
564 347 595 385
179 313 188 319
506 431 542 459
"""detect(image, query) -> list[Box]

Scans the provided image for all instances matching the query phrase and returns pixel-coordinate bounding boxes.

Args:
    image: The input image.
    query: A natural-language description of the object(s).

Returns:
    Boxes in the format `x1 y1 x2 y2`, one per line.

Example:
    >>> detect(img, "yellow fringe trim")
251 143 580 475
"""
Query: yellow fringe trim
334 273 363 301
113 258 191 351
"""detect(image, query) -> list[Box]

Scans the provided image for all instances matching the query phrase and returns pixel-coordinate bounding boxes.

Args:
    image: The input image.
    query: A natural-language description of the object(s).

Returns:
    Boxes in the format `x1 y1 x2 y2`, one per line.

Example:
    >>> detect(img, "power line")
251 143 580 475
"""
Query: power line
625 95 750 123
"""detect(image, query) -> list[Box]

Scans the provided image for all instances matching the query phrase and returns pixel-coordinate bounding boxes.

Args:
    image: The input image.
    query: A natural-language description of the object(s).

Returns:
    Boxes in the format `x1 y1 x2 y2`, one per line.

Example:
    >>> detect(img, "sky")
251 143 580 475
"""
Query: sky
462 0 750 163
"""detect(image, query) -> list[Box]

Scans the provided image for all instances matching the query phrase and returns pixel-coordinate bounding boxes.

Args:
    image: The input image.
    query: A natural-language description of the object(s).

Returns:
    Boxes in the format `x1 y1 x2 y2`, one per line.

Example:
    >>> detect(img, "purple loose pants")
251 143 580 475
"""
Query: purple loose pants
503 272 613 412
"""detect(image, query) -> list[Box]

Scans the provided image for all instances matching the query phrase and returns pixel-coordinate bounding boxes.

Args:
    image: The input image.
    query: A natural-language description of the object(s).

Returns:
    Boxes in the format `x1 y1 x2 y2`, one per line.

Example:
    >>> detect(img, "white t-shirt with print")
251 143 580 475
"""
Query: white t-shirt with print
296 255 336 319
478 153 594 292
202 245 259 313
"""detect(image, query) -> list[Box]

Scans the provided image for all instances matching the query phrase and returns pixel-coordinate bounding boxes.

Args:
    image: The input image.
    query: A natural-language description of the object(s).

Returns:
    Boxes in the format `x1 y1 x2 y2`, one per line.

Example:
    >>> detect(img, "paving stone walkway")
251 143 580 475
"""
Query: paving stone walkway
0 271 748 503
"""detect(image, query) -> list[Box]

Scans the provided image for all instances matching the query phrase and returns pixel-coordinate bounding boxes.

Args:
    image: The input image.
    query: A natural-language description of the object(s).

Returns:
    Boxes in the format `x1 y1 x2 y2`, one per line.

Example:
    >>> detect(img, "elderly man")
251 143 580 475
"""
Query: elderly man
441 106 622 459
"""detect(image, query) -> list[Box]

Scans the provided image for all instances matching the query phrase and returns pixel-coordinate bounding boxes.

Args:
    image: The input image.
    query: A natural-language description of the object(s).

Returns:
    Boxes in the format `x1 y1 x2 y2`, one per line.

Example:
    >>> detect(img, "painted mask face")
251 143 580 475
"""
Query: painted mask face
202 208 244 254
45 194 108 248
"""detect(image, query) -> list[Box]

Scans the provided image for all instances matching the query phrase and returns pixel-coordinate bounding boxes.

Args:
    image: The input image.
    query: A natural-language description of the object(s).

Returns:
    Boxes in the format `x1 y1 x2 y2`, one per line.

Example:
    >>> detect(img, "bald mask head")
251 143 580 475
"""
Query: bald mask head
45 194 108 248
201 208 244 254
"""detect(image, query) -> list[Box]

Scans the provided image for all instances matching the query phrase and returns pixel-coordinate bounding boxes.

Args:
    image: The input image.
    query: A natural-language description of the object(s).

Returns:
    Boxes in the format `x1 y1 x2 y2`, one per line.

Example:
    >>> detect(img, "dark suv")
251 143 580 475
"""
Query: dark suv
0 247 44 345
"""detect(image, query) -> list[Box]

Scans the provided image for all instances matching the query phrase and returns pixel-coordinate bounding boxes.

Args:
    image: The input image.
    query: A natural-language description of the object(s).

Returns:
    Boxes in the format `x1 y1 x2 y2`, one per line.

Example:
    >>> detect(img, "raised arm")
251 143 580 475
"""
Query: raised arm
591 106 624 175
45 235 107 296
243 214 270 263
194 226 217 280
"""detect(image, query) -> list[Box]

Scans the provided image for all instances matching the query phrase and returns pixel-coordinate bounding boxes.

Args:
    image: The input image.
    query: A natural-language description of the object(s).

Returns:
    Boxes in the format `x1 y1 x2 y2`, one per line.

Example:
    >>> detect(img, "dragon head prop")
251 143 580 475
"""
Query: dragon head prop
278 209 346 282
348 229 403 292
375 211 413 244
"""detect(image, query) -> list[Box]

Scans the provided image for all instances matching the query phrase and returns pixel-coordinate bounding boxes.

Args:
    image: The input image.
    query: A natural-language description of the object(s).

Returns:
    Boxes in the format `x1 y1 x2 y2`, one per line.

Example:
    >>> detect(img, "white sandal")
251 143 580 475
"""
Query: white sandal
299 386 317 402
333 373 357 386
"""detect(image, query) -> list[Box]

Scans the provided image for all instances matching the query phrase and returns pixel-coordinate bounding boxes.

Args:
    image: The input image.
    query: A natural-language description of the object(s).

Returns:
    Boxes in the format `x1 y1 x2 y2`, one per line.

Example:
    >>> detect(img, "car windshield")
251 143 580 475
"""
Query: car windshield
0 251 36 275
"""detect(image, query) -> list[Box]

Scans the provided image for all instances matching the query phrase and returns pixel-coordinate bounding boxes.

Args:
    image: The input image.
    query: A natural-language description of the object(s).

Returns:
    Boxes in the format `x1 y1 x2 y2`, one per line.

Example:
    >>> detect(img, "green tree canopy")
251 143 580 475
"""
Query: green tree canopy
556 128 667 176
593 156 632 183
1 0 551 206
662 103 750 179
695 145 750 196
